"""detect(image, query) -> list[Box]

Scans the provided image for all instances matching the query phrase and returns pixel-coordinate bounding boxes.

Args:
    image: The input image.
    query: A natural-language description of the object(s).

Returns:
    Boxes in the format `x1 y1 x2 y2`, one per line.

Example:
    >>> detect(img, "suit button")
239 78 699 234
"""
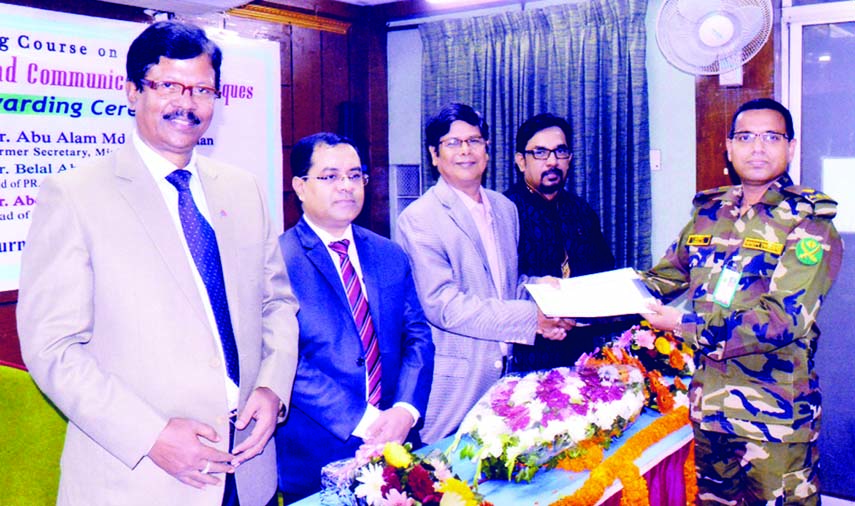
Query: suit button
210 357 220 369
494 360 503 369
356 357 365 367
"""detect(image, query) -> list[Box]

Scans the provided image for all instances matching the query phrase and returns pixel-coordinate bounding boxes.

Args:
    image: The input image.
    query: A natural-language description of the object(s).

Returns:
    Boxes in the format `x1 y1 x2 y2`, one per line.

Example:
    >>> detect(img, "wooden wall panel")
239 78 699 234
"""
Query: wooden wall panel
695 37 775 191
291 26 324 142
321 32 350 134
348 15 389 236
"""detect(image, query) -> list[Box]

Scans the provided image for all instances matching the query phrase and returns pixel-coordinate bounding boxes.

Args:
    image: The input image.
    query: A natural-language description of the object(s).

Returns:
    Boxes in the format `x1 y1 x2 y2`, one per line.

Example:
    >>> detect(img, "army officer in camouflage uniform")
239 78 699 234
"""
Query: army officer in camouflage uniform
640 98 842 505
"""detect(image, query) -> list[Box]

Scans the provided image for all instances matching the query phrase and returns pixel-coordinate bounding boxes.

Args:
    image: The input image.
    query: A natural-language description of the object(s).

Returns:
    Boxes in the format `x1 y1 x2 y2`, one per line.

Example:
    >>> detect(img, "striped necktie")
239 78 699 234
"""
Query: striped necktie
329 239 381 406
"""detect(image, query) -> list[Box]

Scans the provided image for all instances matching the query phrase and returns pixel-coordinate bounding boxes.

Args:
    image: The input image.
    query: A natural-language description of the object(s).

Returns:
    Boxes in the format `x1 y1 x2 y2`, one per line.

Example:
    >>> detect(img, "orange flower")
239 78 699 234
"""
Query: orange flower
684 441 697 506
669 349 685 370
674 376 688 391
647 370 676 414
555 440 603 472
550 408 691 506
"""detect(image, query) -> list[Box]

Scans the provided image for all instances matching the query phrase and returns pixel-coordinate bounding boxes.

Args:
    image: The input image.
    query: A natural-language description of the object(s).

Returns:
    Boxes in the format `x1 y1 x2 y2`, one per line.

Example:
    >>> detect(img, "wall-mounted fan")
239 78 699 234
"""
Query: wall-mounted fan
656 0 773 82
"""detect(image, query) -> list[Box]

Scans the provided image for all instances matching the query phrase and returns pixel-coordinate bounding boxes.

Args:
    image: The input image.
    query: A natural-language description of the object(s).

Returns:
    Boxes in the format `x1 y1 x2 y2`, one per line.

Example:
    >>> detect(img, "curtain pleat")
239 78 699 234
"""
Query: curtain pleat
419 0 651 269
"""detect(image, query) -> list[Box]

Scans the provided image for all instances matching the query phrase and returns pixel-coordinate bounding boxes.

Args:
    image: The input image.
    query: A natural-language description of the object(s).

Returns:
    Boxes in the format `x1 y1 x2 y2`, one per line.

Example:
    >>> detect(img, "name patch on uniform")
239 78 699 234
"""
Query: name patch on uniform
795 238 823 265
687 234 712 246
742 238 785 256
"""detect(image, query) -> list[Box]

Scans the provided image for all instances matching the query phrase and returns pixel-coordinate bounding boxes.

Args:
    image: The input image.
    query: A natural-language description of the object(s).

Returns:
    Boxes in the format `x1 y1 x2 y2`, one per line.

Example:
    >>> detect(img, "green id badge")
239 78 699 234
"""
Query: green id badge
712 264 741 308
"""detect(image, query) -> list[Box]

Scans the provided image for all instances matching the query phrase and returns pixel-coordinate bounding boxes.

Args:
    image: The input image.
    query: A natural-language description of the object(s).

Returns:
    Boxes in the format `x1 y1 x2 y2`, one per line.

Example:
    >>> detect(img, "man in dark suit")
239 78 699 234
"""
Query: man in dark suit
274 133 435 503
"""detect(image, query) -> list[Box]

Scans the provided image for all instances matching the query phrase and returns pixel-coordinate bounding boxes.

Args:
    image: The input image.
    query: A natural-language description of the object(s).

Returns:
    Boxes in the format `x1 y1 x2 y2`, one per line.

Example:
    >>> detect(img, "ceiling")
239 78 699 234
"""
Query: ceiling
102 0 506 15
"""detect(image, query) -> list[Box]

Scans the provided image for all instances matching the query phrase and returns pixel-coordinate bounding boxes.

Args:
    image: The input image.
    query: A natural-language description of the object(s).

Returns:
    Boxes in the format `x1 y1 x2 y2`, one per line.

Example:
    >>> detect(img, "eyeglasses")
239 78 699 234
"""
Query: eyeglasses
300 172 369 186
140 79 221 101
524 147 572 160
730 131 790 145
439 137 487 150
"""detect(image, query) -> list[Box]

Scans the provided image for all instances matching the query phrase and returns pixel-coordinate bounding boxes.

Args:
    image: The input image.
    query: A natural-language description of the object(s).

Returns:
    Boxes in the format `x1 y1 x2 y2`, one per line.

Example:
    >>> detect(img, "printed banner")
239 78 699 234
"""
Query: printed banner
0 4 284 291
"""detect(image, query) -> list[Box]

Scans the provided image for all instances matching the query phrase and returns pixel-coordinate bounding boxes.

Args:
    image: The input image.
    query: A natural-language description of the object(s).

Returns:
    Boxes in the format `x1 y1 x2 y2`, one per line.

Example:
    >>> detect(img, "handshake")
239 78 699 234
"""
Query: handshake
533 275 576 340
536 311 576 340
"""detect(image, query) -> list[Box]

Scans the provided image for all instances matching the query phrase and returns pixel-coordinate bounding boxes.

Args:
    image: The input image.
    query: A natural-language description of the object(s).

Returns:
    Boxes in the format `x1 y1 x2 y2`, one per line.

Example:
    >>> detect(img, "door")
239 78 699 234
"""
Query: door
783 2 855 498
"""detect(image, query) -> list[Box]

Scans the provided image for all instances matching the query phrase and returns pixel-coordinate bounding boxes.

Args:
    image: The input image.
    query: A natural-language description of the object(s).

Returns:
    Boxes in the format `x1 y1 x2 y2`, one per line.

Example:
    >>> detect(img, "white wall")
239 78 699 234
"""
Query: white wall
386 0 698 263
645 0 696 259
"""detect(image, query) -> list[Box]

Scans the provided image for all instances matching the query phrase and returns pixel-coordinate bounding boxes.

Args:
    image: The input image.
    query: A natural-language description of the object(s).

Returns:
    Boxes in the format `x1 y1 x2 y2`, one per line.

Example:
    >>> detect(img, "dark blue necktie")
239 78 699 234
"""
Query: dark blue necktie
166 169 240 386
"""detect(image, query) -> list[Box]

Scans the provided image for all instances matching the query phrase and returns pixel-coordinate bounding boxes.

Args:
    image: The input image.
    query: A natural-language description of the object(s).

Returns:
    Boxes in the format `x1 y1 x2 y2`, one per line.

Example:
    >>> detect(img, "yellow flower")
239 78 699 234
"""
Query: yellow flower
382 442 413 468
437 478 479 506
654 336 672 355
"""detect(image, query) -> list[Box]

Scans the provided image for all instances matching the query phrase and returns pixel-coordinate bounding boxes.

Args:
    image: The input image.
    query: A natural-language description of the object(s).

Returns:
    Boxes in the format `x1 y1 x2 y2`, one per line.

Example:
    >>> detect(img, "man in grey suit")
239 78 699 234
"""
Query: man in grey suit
396 103 571 444
17 21 299 506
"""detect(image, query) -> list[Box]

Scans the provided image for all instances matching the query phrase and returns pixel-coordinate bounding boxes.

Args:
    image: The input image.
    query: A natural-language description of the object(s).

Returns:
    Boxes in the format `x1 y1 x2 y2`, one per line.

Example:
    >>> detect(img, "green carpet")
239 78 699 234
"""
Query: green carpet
0 365 66 505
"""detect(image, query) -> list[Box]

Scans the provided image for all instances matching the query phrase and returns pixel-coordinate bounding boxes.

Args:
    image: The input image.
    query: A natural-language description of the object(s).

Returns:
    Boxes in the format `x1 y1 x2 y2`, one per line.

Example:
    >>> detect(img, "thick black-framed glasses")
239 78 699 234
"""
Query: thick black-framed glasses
140 79 221 100
524 146 572 160
729 131 790 145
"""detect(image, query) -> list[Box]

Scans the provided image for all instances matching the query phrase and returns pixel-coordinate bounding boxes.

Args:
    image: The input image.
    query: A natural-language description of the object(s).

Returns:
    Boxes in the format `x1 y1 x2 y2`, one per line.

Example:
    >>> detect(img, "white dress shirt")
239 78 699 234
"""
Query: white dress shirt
133 132 239 411
448 184 510 358
302 215 419 437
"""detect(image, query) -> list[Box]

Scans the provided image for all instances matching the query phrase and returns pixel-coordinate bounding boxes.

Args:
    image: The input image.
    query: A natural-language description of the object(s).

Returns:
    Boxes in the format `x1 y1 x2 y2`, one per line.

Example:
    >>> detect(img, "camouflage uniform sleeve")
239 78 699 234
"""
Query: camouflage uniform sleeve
640 219 694 302
701 204 842 360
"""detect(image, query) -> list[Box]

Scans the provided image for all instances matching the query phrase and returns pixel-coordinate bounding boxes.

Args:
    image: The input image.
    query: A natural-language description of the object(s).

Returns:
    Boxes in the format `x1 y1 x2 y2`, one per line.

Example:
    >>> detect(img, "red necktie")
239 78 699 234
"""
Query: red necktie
329 239 382 406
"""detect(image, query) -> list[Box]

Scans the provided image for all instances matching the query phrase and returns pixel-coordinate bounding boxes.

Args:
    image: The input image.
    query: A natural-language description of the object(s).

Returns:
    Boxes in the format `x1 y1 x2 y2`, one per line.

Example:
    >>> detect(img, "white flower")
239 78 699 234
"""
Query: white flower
564 416 590 442
598 365 620 384
509 376 538 406
627 368 645 385
593 400 621 430
353 463 385 506
526 398 546 426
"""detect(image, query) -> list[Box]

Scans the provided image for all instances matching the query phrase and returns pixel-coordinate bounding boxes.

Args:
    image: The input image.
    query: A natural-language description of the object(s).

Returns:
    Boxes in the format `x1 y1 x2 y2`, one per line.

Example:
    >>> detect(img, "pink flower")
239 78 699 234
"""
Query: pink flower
617 327 636 348
384 488 415 506
355 443 386 465
633 329 656 349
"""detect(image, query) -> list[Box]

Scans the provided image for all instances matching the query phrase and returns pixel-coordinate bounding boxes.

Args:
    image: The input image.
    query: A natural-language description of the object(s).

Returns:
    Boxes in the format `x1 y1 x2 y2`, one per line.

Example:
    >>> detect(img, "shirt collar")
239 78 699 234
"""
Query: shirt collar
132 131 199 180
302 214 355 248
447 182 492 216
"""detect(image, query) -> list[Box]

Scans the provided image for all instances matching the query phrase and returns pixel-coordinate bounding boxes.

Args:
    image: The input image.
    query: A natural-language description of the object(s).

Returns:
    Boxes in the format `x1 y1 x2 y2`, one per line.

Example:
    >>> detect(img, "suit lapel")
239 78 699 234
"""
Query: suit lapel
485 191 514 296
353 226 382 331
197 157 242 333
434 178 491 274
295 218 352 313
113 146 209 325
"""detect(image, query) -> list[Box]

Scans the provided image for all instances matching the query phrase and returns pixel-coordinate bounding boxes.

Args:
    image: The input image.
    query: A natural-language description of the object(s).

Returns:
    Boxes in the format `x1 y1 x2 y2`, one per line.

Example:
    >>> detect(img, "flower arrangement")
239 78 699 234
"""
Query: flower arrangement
616 321 695 378
320 442 489 506
450 364 646 484
610 321 694 413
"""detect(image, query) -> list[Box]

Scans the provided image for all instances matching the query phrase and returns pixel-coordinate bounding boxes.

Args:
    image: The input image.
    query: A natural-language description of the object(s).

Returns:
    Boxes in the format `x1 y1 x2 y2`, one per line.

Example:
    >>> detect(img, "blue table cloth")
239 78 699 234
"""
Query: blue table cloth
294 408 692 505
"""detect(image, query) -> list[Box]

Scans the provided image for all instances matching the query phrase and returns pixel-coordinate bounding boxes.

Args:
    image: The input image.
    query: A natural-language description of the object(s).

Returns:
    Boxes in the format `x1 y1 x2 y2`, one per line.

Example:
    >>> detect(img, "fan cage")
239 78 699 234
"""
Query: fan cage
656 0 773 76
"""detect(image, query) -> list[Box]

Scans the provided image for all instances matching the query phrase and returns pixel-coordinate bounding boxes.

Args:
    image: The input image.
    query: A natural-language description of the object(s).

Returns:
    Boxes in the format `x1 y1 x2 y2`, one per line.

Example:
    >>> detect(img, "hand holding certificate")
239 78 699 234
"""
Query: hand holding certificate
525 267 657 318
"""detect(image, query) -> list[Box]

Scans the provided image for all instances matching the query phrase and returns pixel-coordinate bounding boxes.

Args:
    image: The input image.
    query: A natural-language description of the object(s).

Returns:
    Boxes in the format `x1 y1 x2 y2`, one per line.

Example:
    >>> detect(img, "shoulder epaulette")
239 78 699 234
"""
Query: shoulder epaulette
692 186 729 206
783 185 838 218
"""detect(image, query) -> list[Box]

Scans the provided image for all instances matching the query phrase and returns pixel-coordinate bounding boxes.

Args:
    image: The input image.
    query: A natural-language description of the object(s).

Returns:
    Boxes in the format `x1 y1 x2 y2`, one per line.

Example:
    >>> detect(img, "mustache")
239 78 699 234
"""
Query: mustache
540 168 564 181
162 109 202 125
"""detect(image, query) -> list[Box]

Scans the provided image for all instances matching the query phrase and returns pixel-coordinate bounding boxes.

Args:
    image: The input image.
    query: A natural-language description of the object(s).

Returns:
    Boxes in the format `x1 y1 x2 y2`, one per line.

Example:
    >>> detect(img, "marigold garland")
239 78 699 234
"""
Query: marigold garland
554 440 603 473
684 441 697 505
549 407 691 506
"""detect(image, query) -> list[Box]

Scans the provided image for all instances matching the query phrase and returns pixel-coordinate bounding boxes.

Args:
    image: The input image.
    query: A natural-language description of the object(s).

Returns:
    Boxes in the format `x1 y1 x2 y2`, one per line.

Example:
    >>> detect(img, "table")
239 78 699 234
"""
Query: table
295 408 692 505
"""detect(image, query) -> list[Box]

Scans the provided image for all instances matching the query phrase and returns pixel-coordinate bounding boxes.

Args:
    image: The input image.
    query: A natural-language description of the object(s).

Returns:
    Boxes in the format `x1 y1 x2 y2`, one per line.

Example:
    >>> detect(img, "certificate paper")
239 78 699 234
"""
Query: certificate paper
525 268 657 318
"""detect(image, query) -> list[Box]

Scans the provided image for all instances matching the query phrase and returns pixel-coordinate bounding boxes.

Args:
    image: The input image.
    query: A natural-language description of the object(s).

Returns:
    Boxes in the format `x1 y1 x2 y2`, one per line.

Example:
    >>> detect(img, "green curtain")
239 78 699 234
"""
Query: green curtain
419 0 651 269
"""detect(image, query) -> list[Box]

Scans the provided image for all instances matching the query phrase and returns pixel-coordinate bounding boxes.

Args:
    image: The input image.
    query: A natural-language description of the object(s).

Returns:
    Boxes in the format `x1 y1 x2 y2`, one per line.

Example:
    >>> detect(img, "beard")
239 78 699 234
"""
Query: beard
537 168 565 195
